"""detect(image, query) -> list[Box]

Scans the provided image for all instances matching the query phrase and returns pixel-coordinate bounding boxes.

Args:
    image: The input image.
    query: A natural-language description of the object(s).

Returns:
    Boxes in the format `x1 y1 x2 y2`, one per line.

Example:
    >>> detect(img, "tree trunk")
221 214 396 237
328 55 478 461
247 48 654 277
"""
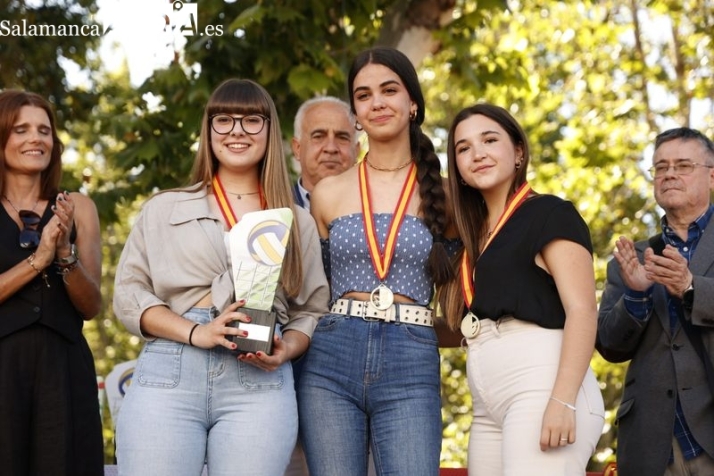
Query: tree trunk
376 0 457 67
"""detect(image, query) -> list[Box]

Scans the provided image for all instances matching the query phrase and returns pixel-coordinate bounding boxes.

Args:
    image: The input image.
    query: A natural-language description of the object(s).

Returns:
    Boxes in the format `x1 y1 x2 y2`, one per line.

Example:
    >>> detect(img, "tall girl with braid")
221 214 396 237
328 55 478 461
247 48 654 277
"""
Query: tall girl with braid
297 47 456 476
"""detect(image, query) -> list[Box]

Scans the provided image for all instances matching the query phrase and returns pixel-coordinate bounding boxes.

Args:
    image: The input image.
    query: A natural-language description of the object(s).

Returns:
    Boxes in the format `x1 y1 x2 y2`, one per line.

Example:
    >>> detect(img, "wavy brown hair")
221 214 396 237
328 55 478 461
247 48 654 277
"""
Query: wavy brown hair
0 90 64 199
437 104 531 330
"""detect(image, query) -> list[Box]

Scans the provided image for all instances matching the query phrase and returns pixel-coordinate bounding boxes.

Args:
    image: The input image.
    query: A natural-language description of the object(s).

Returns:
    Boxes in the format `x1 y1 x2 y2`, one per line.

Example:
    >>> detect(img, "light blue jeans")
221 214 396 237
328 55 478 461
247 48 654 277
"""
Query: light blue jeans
116 308 297 476
297 314 442 476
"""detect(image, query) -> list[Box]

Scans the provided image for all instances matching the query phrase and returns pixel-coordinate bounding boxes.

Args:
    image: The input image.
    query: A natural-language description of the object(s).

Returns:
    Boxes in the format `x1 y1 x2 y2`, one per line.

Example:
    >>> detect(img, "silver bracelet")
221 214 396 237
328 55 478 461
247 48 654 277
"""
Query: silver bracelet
550 396 577 411
55 243 79 267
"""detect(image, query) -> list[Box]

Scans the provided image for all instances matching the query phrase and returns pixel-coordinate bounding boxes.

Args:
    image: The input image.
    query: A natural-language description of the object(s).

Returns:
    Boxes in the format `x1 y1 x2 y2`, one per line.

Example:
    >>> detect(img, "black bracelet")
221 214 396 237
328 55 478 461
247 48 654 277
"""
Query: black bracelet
188 323 200 346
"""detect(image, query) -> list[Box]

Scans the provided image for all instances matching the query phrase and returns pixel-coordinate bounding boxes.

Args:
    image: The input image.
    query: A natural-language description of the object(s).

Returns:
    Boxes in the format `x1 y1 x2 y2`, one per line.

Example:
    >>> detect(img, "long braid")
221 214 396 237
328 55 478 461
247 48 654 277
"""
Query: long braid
346 46 456 286
411 122 454 285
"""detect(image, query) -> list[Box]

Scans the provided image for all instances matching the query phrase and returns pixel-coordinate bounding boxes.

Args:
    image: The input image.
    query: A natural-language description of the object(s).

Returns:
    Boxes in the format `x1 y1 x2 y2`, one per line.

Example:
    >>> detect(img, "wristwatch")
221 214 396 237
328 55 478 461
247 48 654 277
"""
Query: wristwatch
56 243 79 267
682 281 694 310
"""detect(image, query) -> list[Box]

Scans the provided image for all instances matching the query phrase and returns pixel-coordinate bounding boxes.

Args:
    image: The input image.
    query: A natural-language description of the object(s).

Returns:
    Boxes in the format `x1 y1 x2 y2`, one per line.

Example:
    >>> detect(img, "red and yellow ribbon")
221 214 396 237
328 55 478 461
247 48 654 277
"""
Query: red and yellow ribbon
358 160 417 281
461 182 532 307
212 175 265 228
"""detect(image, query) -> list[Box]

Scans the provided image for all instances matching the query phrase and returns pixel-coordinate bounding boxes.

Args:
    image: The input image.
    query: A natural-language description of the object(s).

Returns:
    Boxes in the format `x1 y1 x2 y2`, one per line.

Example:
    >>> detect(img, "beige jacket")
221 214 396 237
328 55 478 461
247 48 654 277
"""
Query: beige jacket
113 186 329 340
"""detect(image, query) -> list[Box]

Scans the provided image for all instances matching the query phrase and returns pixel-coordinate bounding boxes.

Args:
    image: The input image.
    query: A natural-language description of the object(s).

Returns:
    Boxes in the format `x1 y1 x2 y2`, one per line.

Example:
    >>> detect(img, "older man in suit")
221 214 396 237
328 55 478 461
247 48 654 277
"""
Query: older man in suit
290 96 359 211
285 96 360 476
598 127 714 476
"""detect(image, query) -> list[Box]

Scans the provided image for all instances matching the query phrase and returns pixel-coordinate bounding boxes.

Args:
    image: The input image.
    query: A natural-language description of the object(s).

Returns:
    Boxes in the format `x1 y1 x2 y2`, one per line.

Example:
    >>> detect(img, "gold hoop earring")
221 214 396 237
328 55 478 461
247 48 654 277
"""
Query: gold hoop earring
355 122 363 131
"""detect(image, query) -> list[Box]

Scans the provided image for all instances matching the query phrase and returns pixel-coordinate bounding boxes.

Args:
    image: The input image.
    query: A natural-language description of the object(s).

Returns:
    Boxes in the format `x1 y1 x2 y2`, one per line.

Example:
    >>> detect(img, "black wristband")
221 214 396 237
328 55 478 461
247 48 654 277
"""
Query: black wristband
682 283 694 311
188 323 200 346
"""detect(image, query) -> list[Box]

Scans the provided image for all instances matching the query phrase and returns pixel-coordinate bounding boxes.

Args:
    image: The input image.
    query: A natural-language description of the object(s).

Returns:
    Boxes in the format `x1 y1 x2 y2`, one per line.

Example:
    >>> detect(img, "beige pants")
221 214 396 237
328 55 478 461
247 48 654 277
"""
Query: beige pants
465 318 605 476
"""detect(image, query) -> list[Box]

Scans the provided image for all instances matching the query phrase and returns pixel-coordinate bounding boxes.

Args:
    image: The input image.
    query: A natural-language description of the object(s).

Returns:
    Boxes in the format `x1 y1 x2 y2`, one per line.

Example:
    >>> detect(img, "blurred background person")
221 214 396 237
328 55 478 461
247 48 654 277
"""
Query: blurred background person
0 90 104 476
597 127 714 476
286 95 359 476
291 95 359 211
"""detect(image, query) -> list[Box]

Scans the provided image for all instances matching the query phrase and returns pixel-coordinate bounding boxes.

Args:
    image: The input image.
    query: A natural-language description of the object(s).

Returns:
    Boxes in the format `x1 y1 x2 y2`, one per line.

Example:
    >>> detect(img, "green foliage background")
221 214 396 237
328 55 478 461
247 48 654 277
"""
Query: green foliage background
2 0 713 470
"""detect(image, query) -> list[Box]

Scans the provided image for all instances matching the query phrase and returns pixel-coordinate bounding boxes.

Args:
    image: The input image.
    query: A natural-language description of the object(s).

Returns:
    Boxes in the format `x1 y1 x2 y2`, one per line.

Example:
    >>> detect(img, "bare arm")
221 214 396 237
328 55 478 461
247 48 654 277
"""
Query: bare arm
57 192 102 319
0 192 102 320
140 300 251 349
537 239 598 451
0 246 49 304
309 178 332 239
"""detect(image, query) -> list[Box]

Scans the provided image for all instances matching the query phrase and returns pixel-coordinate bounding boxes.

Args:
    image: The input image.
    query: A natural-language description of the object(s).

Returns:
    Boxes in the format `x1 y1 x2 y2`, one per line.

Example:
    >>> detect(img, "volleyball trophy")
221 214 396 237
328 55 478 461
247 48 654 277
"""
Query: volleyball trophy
229 208 293 355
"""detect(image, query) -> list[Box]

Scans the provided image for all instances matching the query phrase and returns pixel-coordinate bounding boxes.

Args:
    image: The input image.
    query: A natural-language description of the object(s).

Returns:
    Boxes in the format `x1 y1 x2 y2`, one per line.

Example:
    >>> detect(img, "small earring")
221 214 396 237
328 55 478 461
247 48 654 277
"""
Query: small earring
355 122 363 131
460 178 467 185
409 110 417 121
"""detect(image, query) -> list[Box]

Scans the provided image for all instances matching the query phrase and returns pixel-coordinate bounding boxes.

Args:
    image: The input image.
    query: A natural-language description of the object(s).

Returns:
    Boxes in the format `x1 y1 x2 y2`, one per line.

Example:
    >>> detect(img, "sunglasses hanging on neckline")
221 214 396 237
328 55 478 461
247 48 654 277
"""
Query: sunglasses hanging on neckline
18 210 41 249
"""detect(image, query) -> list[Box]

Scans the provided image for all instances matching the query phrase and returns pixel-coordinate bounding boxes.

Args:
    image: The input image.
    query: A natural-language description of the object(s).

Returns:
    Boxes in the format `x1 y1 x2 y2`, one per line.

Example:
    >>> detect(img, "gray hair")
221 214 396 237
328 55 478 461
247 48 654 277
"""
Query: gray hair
293 96 355 142
655 127 714 164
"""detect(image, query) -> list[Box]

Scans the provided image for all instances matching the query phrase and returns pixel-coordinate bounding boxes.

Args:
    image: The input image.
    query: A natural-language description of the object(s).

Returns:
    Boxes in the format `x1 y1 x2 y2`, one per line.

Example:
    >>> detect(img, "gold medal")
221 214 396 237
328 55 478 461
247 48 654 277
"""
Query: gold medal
460 183 532 337
370 284 394 310
359 161 417 306
460 312 481 339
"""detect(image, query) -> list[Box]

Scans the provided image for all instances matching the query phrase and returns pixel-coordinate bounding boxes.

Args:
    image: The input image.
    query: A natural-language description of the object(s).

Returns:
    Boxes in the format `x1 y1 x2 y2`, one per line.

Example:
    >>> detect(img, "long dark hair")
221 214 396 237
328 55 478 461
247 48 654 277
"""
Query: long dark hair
347 47 454 285
439 103 531 329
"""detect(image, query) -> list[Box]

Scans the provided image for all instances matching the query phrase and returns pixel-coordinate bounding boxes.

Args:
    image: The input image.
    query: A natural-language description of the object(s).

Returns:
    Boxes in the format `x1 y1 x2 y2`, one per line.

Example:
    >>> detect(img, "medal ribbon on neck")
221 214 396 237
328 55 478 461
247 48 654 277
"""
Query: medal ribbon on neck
358 160 417 281
212 175 265 228
461 182 532 307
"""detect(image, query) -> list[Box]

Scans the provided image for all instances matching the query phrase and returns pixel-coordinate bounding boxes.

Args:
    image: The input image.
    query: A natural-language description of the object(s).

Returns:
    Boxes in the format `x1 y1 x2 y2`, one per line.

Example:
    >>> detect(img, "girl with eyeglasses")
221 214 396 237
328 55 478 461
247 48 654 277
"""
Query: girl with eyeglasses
0 90 104 475
113 78 329 476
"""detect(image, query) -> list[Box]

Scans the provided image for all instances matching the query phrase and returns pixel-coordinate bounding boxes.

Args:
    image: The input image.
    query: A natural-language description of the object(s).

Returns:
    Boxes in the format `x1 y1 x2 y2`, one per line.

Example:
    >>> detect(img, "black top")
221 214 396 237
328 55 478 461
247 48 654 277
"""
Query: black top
0 199 82 341
470 194 592 329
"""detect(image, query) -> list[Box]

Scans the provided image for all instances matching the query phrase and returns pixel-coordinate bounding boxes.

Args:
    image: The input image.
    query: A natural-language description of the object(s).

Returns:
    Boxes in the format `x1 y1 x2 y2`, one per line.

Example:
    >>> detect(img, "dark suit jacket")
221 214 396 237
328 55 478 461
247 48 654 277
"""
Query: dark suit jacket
597 225 714 476
292 181 307 209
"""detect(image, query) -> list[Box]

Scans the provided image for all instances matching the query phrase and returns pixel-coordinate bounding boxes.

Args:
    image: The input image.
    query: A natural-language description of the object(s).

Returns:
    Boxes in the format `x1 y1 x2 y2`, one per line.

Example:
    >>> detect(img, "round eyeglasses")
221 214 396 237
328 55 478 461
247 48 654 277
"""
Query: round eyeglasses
209 114 269 135
649 160 714 178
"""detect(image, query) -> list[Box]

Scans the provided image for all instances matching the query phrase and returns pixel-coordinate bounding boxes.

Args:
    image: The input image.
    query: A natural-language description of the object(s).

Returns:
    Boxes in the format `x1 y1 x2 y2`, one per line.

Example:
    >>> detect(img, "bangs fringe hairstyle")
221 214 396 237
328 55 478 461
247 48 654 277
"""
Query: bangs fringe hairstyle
438 103 531 330
347 47 454 286
189 78 303 297
0 90 64 199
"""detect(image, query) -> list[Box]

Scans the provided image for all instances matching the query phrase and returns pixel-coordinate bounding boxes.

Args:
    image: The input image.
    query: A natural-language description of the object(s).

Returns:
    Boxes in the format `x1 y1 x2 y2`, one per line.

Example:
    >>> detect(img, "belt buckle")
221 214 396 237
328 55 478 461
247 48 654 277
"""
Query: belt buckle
348 301 379 322
361 306 382 322
361 301 385 322
362 315 381 322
